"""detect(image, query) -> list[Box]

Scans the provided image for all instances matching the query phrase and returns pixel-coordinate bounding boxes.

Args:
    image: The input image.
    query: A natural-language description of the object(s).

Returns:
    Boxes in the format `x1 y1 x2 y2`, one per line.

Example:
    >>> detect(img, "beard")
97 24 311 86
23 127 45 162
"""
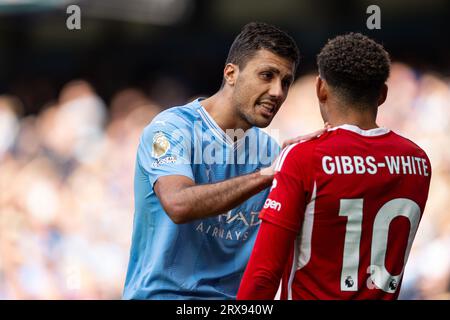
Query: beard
231 78 277 129
233 98 274 129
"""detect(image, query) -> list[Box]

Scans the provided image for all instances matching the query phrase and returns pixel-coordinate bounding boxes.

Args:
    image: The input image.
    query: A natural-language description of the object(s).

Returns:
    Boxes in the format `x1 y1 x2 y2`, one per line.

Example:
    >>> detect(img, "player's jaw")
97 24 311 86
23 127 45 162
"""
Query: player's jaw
253 96 281 124
256 99 277 118
233 86 283 128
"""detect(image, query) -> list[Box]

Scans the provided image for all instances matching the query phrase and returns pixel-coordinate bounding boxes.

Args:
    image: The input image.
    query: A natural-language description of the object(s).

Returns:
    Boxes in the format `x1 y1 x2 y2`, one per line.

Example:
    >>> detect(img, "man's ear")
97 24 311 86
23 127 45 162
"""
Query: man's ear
316 76 327 103
223 63 238 86
378 84 388 106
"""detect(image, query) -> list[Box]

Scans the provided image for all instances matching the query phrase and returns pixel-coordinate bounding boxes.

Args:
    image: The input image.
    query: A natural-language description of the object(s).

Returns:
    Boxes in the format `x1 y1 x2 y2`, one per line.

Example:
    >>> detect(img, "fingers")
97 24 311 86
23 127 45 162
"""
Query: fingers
260 165 275 177
281 139 295 149
282 126 329 149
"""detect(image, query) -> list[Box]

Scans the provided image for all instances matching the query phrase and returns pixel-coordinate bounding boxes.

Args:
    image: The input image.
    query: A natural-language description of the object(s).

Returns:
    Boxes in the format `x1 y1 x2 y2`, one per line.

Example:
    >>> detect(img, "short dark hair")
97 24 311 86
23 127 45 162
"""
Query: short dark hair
225 22 300 72
317 32 390 107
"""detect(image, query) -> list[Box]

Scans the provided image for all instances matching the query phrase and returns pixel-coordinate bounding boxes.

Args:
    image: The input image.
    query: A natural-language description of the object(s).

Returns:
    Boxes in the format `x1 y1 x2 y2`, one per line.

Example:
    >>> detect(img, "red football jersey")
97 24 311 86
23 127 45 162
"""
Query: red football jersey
259 124 432 299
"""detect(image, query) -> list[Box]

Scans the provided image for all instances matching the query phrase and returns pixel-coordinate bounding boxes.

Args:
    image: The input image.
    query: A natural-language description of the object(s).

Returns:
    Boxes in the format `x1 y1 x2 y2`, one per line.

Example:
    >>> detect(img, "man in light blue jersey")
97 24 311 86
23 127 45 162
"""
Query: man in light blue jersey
123 22 320 299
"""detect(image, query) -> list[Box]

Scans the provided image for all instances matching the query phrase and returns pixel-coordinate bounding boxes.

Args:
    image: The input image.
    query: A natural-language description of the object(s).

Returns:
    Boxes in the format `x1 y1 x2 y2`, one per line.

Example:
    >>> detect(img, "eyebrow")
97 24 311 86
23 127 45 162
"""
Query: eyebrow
259 66 294 83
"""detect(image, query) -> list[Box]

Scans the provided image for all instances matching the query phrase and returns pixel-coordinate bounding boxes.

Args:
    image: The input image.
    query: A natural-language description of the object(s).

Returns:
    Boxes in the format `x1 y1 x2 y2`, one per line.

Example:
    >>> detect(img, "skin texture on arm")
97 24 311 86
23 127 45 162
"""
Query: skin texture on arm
154 171 273 224
154 126 326 225
153 127 326 224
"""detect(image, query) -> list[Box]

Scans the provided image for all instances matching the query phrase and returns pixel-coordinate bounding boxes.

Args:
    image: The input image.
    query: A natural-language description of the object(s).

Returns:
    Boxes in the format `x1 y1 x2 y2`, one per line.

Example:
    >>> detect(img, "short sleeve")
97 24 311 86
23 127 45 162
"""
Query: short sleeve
259 144 307 233
137 114 194 187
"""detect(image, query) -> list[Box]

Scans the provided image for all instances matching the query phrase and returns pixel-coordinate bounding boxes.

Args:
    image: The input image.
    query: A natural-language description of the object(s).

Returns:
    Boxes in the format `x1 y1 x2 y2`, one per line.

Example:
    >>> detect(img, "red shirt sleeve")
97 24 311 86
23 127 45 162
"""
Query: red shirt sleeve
259 143 309 232
237 144 310 299
237 220 297 300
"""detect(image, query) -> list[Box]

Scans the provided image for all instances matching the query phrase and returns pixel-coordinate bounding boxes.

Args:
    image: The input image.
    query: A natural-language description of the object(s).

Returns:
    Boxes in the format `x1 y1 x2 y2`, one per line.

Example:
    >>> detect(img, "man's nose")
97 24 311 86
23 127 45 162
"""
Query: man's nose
268 79 284 99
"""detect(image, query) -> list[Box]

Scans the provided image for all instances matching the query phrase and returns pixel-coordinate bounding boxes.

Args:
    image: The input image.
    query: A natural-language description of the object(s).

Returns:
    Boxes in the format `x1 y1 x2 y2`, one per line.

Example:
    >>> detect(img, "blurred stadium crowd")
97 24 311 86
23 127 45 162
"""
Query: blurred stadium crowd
0 62 449 299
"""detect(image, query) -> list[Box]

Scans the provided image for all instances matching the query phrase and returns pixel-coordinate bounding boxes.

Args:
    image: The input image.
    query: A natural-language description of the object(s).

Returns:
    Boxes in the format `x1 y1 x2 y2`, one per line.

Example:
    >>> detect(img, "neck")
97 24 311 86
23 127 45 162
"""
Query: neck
200 89 252 134
326 102 378 130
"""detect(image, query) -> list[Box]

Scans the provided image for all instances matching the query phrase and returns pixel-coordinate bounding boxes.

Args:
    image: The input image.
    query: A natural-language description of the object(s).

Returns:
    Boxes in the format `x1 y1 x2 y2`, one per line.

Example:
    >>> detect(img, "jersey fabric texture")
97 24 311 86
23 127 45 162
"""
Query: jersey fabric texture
123 98 279 300
238 124 431 300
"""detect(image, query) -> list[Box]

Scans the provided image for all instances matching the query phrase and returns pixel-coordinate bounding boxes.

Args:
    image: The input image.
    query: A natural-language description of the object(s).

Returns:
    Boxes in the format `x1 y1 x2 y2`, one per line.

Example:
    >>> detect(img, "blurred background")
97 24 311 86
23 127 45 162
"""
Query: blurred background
0 0 449 299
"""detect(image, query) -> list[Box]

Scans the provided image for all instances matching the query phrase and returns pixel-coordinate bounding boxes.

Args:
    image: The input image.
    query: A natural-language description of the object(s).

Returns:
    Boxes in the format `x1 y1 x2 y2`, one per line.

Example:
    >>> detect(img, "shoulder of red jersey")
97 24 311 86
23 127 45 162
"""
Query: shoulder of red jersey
389 131 430 158
274 131 331 172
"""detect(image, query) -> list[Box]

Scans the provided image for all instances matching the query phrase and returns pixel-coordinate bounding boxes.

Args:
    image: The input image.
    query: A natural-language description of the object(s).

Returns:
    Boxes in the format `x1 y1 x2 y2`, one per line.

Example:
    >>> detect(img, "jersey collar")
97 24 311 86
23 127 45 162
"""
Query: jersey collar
196 98 253 148
329 124 390 137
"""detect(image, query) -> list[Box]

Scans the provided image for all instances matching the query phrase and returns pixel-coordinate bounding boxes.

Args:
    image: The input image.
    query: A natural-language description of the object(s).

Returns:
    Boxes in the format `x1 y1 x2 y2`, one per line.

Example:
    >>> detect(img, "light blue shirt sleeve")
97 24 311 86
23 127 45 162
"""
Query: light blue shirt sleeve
137 113 194 187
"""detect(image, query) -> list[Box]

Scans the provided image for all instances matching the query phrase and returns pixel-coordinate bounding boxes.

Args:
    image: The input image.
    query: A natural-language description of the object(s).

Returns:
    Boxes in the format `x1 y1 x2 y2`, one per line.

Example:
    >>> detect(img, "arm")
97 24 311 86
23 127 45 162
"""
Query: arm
152 123 320 224
237 220 297 300
154 170 273 224
237 143 309 299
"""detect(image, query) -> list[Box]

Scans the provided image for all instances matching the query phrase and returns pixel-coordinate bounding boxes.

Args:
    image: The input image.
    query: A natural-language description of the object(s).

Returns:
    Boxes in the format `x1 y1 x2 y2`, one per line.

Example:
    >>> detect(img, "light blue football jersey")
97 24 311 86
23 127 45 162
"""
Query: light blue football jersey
123 98 280 300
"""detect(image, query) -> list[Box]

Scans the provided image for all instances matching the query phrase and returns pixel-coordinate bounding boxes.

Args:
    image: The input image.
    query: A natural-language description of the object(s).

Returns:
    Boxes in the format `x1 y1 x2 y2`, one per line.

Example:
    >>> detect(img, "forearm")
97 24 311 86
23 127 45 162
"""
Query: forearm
173 171 273 222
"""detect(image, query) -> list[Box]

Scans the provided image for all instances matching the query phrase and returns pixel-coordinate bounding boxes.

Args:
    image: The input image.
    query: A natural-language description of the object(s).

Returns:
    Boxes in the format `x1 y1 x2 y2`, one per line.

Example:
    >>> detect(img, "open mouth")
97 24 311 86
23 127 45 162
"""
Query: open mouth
257 101 276 117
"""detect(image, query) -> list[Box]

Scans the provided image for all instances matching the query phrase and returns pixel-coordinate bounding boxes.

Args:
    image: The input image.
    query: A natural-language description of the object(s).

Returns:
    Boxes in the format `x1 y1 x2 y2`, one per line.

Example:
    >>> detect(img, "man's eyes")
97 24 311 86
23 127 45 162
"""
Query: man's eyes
260 72 273 80
260 72 291 87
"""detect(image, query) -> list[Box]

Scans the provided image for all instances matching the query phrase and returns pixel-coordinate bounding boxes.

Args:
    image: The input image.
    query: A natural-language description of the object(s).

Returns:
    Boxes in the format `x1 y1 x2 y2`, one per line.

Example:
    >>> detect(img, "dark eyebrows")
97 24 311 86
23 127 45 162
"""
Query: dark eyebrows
259 66 280 75
258 66 293 84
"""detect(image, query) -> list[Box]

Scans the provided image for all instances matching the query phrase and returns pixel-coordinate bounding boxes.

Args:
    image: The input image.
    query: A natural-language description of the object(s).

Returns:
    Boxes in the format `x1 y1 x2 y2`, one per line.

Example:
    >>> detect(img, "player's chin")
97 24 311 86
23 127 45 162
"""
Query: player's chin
252 114 273 128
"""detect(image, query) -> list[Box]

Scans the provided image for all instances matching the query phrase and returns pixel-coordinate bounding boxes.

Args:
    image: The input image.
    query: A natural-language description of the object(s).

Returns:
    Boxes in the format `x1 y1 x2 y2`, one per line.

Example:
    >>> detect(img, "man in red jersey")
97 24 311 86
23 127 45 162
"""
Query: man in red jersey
237 33 432 300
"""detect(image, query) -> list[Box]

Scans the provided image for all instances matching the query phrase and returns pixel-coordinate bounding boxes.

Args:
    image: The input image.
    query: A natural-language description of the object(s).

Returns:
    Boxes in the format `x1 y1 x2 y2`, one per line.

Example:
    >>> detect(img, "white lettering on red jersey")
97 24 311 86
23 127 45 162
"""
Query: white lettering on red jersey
259 124 432 299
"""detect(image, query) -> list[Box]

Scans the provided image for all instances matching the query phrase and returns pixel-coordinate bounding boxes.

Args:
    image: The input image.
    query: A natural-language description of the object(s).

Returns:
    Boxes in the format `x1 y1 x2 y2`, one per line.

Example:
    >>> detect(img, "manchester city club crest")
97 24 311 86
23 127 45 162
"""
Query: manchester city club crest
152 132 170 159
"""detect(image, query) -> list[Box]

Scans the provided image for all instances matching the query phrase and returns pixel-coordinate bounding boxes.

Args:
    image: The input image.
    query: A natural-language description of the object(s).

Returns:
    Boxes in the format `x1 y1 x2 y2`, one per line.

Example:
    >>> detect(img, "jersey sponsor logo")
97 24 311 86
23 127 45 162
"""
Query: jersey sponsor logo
264 198 281 211
217 210 261 227
152 132 170 159
194 210 260 241
195 222 250 241
322 155 429 176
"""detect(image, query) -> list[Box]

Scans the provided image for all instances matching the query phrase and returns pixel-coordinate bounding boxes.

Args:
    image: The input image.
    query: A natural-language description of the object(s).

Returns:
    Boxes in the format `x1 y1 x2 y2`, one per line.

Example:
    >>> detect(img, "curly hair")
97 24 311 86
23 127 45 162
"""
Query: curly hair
225 22 300 72
317 33 390 106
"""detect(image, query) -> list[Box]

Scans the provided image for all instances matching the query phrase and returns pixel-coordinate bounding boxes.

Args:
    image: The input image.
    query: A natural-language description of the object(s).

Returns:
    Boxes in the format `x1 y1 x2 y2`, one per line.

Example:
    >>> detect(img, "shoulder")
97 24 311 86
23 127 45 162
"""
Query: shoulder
152 101 200 127
389 131 430 159
274 134 324 172
141 101 200 139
